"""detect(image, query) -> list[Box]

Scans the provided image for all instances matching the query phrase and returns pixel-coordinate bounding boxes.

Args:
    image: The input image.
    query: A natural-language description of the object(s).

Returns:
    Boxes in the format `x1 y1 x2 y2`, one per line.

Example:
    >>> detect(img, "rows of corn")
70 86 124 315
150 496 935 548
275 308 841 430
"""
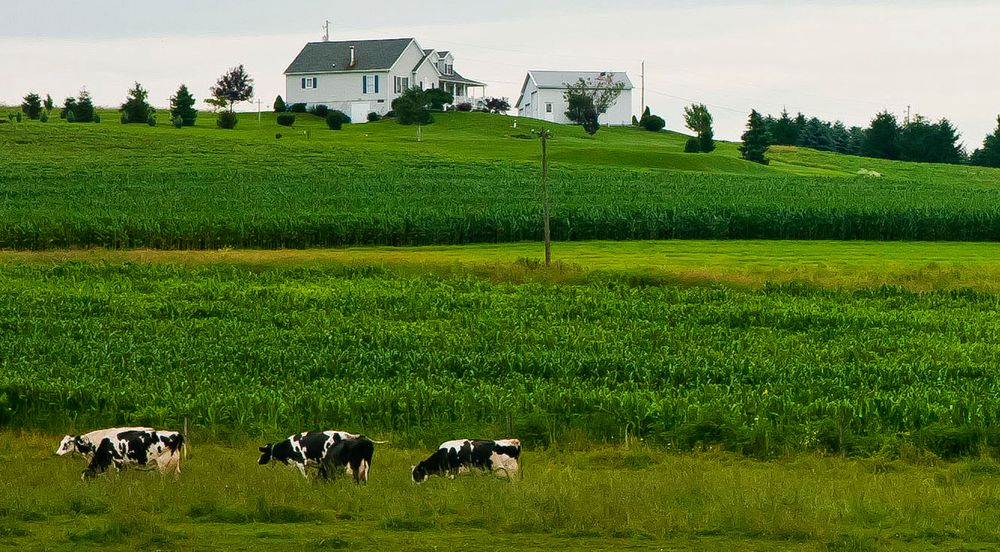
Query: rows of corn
2 263 999 457
2 121 1000 249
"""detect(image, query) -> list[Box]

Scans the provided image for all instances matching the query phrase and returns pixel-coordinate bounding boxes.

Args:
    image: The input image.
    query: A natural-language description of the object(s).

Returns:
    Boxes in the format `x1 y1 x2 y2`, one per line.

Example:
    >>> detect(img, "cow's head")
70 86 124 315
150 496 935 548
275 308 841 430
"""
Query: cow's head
258 444 273 465
56 435 76 456
411 462 429 483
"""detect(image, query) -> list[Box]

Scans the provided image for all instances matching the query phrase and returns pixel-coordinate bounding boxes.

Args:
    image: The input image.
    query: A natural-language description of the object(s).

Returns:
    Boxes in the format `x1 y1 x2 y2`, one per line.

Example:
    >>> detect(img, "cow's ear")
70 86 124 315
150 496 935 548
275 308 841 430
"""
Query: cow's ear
259 446 269 453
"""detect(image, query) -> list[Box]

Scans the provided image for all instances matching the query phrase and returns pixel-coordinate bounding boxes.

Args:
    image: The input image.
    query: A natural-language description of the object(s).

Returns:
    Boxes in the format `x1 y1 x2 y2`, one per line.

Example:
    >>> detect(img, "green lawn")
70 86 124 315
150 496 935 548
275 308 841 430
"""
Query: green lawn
4 432 1000 551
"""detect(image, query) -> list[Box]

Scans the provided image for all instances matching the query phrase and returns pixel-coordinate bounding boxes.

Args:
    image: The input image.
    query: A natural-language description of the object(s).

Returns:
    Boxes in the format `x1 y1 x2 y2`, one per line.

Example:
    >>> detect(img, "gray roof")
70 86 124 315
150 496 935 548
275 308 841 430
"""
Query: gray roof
284 38 414 74
527 70 633 89
439 70 485 87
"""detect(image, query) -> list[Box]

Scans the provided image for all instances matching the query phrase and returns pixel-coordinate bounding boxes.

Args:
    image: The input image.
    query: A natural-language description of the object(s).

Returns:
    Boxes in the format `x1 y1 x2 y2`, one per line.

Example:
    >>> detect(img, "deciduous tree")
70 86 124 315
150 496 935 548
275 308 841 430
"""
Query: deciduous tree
210 65 254 113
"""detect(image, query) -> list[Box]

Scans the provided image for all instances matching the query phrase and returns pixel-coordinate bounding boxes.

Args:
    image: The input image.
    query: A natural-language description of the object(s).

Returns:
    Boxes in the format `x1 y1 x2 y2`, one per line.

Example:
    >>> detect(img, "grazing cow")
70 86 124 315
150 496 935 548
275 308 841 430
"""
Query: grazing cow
411 439 521 483
318 436 375 484
56 427 154 460
82 429 186 479
258 431 359 478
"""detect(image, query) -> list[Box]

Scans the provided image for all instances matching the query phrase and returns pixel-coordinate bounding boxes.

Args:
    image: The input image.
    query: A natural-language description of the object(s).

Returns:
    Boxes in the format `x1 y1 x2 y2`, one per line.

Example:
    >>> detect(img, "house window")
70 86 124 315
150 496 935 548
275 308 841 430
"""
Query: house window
301 77 318 89
545 103 553 113
363 75 379 94
394 76 409 94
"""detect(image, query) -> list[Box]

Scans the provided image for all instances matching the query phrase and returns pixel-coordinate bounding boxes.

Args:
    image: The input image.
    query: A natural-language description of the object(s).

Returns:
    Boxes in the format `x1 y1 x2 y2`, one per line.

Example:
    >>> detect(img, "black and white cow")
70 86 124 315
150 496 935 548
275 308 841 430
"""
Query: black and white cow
411 439 521 483
56 427 154 460
82 429 186 479
258 431 359 478
318 436 375 484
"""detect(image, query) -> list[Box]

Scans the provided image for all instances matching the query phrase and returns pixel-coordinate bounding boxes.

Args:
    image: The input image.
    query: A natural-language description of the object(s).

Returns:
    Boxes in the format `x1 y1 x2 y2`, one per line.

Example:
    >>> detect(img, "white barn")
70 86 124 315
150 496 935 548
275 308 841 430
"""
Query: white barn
516 71 634 126
284 38 486 122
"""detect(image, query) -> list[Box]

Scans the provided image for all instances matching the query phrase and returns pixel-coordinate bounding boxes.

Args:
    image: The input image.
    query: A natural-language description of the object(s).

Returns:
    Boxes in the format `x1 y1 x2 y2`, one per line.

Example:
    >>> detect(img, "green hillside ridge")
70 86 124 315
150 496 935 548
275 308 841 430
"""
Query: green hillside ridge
2 110 999 249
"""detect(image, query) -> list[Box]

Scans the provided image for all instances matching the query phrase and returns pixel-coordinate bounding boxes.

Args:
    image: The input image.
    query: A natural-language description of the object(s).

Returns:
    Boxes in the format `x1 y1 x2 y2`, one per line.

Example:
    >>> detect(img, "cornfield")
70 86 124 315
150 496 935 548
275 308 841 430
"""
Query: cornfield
2 262 999 457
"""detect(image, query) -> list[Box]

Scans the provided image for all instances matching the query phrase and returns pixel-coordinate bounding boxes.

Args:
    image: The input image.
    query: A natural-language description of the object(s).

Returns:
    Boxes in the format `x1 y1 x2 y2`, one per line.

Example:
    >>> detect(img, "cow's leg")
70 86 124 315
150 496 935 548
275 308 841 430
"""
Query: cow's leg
295 462 308 479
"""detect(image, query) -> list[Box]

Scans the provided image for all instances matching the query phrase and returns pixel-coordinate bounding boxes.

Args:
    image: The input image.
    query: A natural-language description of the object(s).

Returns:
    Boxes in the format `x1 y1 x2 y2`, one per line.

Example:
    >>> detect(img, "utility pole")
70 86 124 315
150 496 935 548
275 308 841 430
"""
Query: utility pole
640 60 645 115
535 128 553 266
257 98 262 127
905 105 911 126
322 20 330 42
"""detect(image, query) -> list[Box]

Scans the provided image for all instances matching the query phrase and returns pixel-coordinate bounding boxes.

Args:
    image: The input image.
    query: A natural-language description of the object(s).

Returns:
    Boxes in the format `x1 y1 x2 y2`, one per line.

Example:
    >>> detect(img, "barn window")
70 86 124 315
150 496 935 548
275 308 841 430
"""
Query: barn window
545 103 553 113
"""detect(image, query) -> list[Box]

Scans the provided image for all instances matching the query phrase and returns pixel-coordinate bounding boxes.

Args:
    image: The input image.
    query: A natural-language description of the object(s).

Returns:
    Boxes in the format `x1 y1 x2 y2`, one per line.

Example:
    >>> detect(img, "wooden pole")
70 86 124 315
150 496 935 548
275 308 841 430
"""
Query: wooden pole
541 130 551 267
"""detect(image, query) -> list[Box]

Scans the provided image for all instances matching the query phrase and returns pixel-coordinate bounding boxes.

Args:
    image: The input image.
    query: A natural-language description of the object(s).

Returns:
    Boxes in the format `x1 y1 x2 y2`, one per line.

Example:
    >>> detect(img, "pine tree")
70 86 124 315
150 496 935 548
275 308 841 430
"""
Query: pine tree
970 116 1000 168
740 110 771 165
273 95 286 113
863 111 900 160
120 82 154 124
847 127 865 156
75 89 96 123
44 94 54 112
771 109 799 146
169 84 198 126
831 122 851 154
21 93 42 119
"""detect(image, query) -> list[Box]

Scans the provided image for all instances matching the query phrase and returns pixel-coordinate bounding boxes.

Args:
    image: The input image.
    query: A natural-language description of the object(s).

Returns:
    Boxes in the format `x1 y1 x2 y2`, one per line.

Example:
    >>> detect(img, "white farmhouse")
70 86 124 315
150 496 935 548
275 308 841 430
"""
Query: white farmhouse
516 71 634 126
284 38 486 122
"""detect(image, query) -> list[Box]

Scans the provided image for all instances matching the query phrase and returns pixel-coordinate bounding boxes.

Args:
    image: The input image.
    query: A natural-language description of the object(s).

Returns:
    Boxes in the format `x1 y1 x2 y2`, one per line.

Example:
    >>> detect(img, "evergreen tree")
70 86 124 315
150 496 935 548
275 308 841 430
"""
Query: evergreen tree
60 97 76 119
739 110 771 165
831 122 851 154
847 126 865 156
120 82 155 124
74 89 96 123
169 84 198 126
793 113 807 143
273 95 286 113
898 116 964 164
770 109 799 146
44 94 54 112
863 111 900 160
683 103 715 153
970 116 1000 168
21 92 42 119
391 87 433 126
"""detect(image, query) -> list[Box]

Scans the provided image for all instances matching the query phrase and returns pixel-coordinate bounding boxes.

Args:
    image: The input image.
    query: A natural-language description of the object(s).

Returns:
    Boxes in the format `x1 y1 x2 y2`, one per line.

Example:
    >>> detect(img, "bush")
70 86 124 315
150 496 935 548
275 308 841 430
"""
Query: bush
456 103 472 112
39 111 49 123
367 112 381 122
146 116 155 127
217 111 238 129
384 110 395 119
120 113 129 124
289 103 307 113
632 115 639 126
273 95 286 113
67 110 76 123
276 114 295 127
172 115 184 128
15 112 22 123
309 104 330 118
684 137 701 153
93 113 100 124
331 110 350 124
640 115 665 132
325 113 342 130
425 88 454 111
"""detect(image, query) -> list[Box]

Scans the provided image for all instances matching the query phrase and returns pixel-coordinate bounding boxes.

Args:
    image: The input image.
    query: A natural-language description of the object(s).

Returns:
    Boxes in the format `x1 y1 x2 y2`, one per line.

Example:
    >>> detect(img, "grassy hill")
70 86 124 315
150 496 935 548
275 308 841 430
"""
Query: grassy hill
1 109 998 248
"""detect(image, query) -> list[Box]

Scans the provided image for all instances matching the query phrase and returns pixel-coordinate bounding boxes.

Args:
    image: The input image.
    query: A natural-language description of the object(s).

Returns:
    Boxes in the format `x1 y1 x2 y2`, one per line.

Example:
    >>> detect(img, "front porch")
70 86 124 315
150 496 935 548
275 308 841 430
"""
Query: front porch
439 72 486 106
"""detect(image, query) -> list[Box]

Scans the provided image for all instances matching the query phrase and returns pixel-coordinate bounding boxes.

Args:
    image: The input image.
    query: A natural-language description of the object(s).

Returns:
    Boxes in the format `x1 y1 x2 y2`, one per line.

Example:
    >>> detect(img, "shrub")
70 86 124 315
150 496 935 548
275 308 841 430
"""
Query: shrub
331 110 350 124
120 82 154 124
276 114 295 127
67 110 76 123
39 111 49 123
93 113 101 123
120 113 129 124
684 137 701 153
640 115 665 132
172 115 184 128
15 112 22 123
367 112 381 122
309 104 330 118
632 115 639 126
456 103 472 112
289 103 307 113
425 88 454 111
217 111 238 129
325 113 342 130
273 95 286 113
384 110 395 119
21 93 43 119
145 116 155 126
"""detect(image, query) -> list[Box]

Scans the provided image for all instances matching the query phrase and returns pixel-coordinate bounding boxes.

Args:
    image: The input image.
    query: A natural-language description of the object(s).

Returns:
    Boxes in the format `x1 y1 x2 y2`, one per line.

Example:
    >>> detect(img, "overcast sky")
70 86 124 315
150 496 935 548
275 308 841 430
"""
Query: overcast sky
1 0 997 144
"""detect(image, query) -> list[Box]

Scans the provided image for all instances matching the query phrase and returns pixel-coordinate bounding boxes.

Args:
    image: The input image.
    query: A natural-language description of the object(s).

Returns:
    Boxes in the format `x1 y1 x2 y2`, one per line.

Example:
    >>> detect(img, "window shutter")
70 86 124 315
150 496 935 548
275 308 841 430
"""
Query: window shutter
363 76 367 94
313 77 318 88
301 78 306 89
375 75 380 94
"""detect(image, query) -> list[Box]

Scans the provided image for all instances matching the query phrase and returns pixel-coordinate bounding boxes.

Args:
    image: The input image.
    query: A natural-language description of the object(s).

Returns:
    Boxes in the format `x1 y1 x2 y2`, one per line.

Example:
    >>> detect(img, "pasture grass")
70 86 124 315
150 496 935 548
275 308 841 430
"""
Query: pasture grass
3 239 1000 291
3 432 1000 551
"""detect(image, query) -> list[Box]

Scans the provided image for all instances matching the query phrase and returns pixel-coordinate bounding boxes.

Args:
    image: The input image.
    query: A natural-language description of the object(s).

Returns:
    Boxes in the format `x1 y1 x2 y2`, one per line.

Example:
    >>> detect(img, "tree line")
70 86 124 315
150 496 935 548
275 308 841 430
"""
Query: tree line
740 109 1000 168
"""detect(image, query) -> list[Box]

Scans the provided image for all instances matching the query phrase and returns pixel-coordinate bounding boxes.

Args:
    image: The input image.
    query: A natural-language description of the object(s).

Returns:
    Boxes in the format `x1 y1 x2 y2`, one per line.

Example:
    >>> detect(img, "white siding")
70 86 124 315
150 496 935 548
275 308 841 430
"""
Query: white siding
518 84 633 126
285 72 391 117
